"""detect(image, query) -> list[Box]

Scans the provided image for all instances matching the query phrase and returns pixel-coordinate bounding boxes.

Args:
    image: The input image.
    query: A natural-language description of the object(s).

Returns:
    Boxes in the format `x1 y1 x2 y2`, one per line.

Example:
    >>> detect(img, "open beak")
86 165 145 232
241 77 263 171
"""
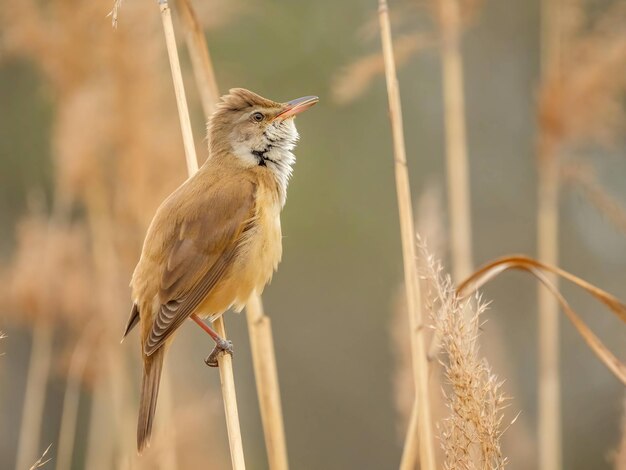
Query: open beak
274 95 319 120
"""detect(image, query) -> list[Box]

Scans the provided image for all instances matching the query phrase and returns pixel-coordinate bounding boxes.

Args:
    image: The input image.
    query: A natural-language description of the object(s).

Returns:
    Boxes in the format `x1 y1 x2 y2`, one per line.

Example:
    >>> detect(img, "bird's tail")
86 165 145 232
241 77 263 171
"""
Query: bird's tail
137 347 164 452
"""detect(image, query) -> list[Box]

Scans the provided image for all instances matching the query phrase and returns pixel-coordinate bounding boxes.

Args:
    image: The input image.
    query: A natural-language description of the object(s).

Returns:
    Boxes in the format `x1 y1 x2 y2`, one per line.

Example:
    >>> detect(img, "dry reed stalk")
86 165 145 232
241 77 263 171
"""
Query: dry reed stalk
177 1 289 467
538 0 563 467
158 368 179 470
399 403 420 470
84 372 111 470
176 0 220 116
15 321 53 470
458 255 626 384
157 1 245 467
55 329 93 470
378 1 436 468
244 294 289 470
536 152 561 470
616 397 626 470
439 0 473 284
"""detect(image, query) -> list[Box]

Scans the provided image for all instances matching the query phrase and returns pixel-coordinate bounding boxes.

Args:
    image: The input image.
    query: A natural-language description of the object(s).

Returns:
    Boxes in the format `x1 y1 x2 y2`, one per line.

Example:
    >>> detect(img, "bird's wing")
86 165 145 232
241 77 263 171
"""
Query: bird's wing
144 178 257 356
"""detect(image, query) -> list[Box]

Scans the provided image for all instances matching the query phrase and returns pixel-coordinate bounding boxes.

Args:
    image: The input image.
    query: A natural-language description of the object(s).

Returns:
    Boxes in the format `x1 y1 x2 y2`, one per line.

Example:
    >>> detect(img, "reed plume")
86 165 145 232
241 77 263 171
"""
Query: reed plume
421 244 511 470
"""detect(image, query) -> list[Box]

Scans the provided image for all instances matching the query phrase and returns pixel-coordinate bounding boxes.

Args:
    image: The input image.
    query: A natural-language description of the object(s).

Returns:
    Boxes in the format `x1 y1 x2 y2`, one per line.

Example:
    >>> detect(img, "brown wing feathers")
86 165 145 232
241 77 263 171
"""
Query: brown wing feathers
131 174 257 452
143 179 257 355
144 245 239 355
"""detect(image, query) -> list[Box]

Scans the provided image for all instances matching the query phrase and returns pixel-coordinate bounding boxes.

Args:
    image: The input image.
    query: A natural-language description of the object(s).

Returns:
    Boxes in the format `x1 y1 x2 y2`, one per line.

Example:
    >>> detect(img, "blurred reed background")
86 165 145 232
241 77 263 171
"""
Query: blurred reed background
1 0 626 469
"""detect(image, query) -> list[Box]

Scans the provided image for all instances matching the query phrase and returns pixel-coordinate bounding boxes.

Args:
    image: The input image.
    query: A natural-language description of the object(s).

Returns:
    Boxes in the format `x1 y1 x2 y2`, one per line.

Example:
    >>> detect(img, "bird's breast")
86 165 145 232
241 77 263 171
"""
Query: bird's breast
202 183 283 318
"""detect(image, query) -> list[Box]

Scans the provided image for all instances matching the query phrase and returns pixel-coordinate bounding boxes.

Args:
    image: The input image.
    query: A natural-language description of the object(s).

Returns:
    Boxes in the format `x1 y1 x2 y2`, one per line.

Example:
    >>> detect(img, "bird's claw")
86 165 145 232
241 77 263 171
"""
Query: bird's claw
204 339 234 367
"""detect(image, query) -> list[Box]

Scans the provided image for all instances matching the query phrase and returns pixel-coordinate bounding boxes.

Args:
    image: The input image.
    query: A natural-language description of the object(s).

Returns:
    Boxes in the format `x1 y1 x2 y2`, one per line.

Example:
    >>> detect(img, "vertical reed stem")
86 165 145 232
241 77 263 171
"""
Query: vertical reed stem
399 398 420 470
15 321 53 470
439 0 473 283
55 332 91 470
378 1 436 468
177 1 289 467
176 0 220 115
84 372 111 470
158 1 245 468
538 0 562 468
245 294 289 470
537 157 561 470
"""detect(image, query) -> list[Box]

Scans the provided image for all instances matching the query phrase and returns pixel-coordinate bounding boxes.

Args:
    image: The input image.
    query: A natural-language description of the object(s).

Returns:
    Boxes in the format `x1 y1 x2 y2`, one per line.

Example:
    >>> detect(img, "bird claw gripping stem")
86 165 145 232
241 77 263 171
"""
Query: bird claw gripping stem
205 338 234 367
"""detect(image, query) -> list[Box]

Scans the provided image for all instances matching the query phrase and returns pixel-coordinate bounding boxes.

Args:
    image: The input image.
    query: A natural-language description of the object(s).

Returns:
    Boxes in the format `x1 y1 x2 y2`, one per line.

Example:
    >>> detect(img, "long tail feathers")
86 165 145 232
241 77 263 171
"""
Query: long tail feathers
137 347 164 452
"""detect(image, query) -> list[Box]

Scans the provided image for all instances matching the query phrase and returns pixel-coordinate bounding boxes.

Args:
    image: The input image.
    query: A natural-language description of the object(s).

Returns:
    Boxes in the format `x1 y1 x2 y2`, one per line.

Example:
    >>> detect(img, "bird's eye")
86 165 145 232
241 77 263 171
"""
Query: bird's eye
251 112 264 122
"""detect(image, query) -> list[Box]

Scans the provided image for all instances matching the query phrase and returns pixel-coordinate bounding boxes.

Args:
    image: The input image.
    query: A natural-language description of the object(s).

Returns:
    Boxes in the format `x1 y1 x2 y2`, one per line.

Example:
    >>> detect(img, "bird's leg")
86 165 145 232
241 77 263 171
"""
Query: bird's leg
190 313 234 367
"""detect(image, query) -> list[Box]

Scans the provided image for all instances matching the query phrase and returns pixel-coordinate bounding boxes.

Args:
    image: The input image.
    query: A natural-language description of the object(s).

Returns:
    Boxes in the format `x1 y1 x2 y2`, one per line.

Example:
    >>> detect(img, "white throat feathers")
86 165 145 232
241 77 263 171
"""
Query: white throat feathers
231 118 299 206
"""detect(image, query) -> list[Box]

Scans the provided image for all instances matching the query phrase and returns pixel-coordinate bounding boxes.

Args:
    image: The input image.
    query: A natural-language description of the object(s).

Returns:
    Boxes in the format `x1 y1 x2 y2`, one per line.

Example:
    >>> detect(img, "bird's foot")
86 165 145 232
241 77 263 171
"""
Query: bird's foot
204 338 234 367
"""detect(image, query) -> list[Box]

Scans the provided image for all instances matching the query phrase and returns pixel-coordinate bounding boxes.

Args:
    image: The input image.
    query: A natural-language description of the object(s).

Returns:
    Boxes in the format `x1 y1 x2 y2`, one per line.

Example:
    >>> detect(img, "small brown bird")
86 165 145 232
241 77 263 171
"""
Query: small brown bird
123 88 318 451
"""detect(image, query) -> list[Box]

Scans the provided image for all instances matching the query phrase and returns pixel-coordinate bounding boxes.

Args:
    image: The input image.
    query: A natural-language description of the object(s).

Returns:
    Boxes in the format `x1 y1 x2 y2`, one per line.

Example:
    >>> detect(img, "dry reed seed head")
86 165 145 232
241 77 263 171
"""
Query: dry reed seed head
52 83 113 203
538 2 626 158
419 244 510 470
186 0 245 31
6 214 96 329
2 0 185 225
428 0 486 31
332 33 433 104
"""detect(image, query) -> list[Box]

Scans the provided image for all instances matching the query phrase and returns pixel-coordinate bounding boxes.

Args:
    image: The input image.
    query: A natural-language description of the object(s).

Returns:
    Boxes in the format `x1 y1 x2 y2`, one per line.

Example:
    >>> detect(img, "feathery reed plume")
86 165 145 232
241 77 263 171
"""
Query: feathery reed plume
332 33 433 105
378 0 436 468
29 444 52 470
156 1 245 467
422 245 510 469
176 1 290 467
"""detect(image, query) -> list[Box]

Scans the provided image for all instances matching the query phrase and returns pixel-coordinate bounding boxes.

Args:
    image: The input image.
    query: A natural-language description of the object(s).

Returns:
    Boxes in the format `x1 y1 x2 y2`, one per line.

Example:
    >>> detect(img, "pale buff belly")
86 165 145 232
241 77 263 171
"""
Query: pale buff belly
196 212 282 322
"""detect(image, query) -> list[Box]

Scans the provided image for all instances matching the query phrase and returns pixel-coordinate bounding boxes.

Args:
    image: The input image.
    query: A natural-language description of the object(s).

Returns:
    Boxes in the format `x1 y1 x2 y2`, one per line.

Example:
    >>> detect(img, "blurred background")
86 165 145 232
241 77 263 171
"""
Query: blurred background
1 0 625 468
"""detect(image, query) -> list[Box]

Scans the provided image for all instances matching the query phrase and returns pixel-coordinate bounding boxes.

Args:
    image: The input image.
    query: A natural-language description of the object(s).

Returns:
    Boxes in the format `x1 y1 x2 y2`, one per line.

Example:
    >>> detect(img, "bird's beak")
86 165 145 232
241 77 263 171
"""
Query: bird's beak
274 95 319 120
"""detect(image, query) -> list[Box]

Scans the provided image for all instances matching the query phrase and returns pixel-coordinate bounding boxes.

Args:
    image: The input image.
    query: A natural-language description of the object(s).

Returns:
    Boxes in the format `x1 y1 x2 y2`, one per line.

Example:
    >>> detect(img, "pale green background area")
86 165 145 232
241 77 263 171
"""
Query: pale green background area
1 0 626 469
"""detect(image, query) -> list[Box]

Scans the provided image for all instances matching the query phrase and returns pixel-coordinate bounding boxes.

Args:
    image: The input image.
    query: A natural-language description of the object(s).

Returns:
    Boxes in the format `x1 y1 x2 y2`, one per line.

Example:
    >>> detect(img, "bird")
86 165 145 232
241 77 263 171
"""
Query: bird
123 88 318 452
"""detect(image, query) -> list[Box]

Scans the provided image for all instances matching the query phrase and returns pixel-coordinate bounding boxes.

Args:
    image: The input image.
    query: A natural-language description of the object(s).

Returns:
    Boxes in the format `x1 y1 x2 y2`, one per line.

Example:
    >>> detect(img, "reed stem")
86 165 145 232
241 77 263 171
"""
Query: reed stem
378 1 436 468
158 1 245 467
439 0 473 284
538 0 562 467
15 320 53 470
55 332 91 470
245 294 289 470
399 398 420 470
177 1 289 467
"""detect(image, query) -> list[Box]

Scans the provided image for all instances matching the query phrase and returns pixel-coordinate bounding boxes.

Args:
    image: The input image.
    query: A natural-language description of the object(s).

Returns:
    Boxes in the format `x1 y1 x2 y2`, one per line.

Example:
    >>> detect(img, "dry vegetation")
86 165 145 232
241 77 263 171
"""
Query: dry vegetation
1 0 626 468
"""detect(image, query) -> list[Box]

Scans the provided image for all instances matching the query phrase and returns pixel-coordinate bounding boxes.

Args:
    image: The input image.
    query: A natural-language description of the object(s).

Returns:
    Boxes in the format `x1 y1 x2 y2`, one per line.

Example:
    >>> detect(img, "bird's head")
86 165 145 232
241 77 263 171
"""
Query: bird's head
207 88 318 175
